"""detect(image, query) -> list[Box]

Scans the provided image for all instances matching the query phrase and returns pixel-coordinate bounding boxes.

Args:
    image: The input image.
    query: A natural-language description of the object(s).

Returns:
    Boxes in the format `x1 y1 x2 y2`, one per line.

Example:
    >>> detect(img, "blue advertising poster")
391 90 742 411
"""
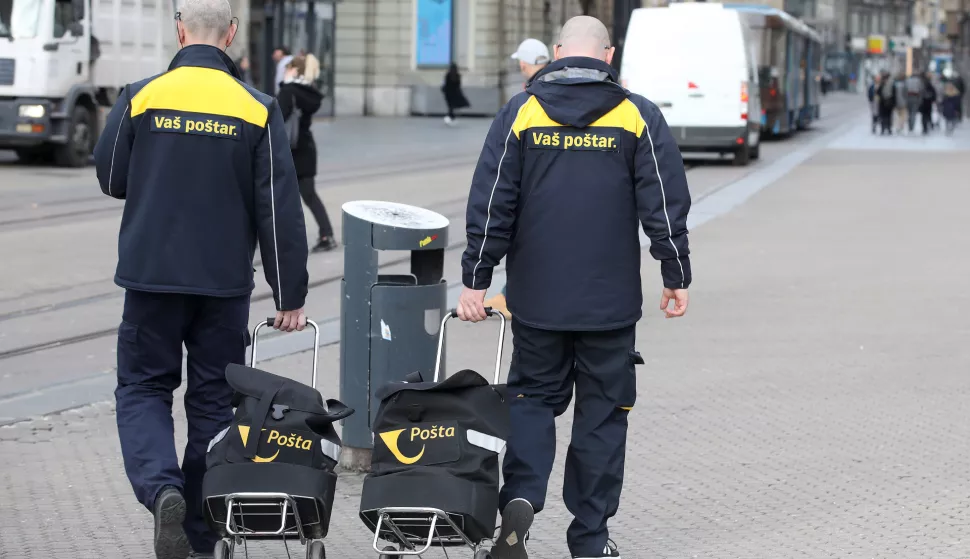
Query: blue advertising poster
415 0 453 67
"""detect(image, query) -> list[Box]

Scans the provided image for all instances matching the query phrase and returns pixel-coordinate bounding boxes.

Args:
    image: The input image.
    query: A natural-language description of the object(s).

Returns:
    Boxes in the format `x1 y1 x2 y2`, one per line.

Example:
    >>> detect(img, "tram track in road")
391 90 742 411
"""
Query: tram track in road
0 197 471 361
0 156 480 229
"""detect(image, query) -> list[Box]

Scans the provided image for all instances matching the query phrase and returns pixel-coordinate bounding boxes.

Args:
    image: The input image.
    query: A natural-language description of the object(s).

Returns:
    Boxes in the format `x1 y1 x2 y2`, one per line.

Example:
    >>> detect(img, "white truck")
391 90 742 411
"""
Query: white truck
0 0 177 165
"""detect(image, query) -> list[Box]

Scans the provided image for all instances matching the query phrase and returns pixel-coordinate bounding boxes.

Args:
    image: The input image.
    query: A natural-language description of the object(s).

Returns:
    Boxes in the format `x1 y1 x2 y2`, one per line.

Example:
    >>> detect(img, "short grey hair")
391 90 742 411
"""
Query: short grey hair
179 0 232 43
558 16 612 54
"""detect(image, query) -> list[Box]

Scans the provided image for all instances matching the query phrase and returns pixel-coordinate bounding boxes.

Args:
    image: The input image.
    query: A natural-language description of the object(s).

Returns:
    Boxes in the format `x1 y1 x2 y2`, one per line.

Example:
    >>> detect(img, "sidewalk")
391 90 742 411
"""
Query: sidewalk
3 119 970 558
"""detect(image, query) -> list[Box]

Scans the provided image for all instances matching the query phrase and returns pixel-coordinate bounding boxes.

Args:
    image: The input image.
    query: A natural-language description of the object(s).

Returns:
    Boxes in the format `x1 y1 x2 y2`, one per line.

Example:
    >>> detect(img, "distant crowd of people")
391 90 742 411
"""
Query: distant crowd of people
868 70 966 136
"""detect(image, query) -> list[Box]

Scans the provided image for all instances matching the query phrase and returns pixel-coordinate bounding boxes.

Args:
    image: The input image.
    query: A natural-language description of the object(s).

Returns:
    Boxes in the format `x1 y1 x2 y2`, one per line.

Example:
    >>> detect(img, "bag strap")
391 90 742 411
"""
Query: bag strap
323 399 354 422
242 383 283 459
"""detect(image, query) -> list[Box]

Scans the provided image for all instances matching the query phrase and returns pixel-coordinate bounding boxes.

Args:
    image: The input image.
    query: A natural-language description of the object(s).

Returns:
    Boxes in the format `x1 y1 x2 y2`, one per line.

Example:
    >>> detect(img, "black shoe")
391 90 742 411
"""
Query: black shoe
490 498 534 559
188 553 214 559
573 540 621 558
153 486 190 559
312 237 338 252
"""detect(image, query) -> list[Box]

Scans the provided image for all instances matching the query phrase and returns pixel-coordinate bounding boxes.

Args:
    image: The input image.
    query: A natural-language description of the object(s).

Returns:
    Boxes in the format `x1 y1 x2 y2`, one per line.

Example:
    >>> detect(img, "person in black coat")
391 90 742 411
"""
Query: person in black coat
278 56 336 252
441 63 470 125
919 72 937 135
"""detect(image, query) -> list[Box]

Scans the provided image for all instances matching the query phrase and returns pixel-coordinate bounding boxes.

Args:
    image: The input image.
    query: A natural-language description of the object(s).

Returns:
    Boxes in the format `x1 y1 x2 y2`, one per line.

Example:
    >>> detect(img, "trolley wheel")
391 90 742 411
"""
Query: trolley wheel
379 545 397 559
307 539 326 559
473 549 492 559
213 538 232 559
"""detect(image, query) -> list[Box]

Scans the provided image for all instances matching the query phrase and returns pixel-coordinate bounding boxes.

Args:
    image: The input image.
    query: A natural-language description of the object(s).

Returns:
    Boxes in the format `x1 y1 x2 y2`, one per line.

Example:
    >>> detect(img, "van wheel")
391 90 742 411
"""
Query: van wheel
733 143 750 166
750 143 760 160
55 106 95 168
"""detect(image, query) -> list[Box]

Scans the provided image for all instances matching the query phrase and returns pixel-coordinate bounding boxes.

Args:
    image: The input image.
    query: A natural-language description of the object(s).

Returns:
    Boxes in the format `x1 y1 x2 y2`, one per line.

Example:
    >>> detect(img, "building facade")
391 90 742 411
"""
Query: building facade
331 0 617 116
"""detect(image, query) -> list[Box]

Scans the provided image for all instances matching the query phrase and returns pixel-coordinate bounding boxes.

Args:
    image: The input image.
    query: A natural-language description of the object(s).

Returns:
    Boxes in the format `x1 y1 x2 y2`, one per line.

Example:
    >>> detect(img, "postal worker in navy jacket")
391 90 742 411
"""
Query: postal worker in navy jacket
93 0 309 556
457 16 692 559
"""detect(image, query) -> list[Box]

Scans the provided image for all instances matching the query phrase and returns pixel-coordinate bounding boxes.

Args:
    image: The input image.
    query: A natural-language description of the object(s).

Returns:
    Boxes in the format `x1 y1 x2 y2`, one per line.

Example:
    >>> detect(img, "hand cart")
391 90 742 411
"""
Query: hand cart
209 318 328 559
370 307 507 559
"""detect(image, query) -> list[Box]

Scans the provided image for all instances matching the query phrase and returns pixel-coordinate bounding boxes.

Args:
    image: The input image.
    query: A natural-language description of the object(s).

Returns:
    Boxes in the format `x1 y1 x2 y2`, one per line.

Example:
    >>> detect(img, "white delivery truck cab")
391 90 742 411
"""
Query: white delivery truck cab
620 3 761 165
0 0 177 165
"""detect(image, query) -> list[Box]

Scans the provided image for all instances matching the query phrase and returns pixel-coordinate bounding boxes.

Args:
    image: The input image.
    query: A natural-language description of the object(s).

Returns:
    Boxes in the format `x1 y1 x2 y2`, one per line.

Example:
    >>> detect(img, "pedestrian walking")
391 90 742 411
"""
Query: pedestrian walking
235 54 253 85
893 72 907 134
279 55 337 252
441 62 469 125
953 74 967 124
904 72 923 132
92 0 310 556
920 72 937 135
876 71 896 135
484 37 552 320
273 46 293 94
941 81 961 134
457 15 691 559
868 74 881 134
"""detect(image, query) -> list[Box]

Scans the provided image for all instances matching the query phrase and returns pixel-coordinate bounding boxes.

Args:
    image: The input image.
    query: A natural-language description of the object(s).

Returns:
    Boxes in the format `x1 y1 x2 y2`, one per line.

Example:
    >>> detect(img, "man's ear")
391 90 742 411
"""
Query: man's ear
605 46 615 66
553 44 562 61
225 22 237 50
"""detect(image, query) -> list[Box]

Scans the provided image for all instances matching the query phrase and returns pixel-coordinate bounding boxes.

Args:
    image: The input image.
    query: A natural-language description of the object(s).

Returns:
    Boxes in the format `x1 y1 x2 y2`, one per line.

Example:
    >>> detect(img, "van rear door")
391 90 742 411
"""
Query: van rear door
622 7 748 128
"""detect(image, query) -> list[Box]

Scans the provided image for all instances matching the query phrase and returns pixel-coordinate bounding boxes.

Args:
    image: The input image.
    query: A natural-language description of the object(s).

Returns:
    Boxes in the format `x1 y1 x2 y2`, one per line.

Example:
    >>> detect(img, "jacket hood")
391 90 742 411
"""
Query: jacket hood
169 45 242 79
281 81 324 114
525 57 629 128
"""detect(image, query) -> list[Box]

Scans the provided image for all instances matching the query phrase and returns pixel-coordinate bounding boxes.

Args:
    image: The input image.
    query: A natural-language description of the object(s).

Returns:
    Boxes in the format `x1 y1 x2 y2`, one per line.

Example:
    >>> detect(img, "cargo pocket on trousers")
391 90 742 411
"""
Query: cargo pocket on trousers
617 350 639 412
116 320 141 385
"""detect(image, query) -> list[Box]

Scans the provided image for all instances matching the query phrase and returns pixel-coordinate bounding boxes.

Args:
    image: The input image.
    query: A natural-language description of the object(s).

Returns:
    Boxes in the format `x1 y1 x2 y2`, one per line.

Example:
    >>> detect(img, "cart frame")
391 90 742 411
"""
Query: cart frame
371 308 506 559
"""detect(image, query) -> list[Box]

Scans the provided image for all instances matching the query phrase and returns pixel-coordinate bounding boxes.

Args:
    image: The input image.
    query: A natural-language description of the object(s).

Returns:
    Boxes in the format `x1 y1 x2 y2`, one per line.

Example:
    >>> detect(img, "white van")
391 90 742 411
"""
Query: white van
620 3 761 165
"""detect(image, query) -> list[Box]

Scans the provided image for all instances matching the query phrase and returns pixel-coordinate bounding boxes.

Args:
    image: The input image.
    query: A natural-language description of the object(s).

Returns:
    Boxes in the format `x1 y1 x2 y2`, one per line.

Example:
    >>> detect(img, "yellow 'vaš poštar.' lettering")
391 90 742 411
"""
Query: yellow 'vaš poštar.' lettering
153 115 182 130
184 118 237 136
532 131 615 150
153 114 237 137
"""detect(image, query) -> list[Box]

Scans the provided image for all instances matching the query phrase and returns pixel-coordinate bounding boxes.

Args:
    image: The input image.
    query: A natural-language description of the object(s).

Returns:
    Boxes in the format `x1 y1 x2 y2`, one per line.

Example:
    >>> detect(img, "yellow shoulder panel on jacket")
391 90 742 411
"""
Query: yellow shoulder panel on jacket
511 96 562 138
511 96 647 138
590 99 646 136
130 67 269 127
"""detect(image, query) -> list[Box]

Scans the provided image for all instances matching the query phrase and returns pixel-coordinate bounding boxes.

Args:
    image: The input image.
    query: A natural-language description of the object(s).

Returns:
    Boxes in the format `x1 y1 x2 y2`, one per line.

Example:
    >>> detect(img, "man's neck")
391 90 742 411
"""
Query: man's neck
181 40 224 50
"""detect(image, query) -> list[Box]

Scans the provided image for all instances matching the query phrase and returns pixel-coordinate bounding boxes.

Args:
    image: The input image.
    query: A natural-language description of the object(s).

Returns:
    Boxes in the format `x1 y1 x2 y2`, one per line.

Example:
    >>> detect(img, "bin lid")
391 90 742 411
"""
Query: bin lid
342 200 450 251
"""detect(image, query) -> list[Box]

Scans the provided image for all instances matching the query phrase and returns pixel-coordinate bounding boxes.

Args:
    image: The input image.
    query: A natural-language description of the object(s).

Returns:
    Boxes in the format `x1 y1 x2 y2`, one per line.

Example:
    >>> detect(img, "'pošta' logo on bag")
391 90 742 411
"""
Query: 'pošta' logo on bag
378 423 458 465
237 425 314 463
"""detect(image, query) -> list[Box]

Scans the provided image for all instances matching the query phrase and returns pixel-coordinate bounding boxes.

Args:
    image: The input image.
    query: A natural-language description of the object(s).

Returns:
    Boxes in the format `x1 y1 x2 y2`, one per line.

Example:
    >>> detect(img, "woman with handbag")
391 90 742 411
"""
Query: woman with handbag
279 56 336 252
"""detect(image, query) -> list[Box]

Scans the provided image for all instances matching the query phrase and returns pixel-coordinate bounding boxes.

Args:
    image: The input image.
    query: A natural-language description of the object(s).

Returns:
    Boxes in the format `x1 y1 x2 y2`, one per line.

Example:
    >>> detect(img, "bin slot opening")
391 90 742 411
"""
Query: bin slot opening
376 274 418 286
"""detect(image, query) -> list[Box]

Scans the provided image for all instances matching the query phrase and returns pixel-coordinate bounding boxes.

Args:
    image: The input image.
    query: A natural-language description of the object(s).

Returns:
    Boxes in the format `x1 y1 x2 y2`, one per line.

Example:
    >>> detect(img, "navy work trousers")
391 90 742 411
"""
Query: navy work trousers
115 290 250 553
499 319 637 557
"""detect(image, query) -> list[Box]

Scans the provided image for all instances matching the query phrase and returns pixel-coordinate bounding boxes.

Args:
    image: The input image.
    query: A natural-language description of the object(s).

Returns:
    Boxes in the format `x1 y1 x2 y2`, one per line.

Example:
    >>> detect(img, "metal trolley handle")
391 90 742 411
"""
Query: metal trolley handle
251 318 321 389
432 307 507 384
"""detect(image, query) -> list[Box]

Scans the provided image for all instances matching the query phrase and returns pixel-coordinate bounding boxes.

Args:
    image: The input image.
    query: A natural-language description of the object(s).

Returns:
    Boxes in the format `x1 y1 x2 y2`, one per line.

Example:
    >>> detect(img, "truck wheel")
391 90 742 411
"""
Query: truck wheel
733 143 750 166
750 142 761 160
55 106 95 168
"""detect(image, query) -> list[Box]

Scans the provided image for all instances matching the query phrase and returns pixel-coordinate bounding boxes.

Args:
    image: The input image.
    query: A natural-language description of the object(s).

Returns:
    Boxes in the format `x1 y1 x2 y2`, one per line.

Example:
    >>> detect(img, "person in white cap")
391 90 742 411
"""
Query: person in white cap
511 38 551 85
484 38 552 319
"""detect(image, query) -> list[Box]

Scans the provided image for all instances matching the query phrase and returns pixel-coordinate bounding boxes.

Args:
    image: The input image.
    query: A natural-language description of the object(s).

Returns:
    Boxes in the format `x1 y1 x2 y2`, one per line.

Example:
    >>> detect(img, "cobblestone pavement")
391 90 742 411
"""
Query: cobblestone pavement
3 120 970 559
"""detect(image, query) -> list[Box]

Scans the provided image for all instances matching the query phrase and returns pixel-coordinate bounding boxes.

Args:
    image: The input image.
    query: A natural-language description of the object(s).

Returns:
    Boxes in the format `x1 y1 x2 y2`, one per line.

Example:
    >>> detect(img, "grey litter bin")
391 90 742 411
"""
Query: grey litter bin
338 200 450 470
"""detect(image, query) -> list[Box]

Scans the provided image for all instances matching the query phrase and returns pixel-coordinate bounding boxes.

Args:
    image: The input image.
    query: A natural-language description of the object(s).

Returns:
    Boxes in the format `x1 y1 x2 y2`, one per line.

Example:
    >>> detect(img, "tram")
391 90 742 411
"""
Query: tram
726 5 824 137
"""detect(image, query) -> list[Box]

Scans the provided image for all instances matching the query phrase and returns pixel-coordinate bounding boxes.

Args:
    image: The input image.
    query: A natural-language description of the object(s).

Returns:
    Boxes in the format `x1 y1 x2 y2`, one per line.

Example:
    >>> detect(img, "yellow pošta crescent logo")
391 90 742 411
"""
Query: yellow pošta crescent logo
237 425 314 463
378 425 456 465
